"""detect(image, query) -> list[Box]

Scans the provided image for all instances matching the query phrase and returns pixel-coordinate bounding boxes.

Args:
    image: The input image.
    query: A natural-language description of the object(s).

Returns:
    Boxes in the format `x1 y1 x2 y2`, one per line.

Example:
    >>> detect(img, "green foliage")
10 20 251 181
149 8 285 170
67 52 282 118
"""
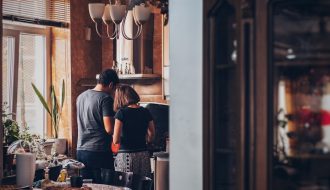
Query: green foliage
3 119 20 145
2 104 20 145
31 80 65 138
19 126 40 143
2 103 41 148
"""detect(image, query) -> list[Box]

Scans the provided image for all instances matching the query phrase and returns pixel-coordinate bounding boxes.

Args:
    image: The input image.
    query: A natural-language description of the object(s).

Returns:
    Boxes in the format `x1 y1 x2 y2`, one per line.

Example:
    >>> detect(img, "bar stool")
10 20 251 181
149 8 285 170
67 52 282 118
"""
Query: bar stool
100 168 153 190
100 169 133 188
132 175 153 190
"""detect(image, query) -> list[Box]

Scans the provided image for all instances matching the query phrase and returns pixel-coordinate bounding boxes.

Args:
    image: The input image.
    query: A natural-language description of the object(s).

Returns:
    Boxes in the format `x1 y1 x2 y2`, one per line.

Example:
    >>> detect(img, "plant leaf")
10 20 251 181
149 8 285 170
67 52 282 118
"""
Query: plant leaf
55 113 60 138
51 85 57 112
52 85 63 138
51 85 59 137
60 79 65 109
31 83 51 116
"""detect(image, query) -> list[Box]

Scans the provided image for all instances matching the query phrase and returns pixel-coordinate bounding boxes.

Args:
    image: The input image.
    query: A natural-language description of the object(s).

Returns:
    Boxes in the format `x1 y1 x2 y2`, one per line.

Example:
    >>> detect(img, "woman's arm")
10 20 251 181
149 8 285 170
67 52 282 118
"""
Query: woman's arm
113 119 123 144
146 120 155 143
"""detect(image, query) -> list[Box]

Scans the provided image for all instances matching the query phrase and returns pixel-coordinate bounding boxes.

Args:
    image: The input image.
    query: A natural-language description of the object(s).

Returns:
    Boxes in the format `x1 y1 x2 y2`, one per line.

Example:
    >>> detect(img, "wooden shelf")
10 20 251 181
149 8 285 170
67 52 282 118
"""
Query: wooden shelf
288 153 330 160
119 74 161 80
77 74 161 87
275 59 330 67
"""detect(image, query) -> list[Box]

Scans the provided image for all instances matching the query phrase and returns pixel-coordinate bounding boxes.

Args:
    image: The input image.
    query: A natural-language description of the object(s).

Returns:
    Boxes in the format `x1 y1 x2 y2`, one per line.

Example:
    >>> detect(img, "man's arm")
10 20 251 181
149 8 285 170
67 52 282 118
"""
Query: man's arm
103 116 114 134
102 96 116 134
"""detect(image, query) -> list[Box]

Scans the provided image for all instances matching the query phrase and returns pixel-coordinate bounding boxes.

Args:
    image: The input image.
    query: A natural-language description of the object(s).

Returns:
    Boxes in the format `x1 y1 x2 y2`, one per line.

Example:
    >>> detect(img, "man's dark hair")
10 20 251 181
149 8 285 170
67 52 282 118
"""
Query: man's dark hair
97 69 119 86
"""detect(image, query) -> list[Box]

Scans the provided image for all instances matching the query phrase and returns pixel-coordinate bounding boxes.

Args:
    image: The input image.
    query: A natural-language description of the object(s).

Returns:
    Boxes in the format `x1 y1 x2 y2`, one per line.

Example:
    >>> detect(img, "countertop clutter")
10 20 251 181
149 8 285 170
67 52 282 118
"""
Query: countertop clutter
0 184 128 190
37 183 130 190
0 180 131 190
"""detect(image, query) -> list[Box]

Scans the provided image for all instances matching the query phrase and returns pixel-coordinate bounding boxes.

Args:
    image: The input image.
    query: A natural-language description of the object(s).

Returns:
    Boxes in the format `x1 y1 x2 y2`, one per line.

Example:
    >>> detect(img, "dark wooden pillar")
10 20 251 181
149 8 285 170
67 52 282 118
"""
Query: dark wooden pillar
255 0 268 189
0 0 4 180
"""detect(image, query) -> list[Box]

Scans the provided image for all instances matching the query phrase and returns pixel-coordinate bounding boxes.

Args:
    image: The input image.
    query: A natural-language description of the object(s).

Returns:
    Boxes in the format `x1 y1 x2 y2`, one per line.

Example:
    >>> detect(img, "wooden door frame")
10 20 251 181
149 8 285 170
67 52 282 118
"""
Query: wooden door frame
203 0 245 189
254 0 269 189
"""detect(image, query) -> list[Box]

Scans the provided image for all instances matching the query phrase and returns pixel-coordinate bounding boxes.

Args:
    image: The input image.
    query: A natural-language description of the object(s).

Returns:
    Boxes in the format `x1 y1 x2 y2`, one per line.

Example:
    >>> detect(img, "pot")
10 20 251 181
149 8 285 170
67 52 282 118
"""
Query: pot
41 141 55 155
54 138 67 155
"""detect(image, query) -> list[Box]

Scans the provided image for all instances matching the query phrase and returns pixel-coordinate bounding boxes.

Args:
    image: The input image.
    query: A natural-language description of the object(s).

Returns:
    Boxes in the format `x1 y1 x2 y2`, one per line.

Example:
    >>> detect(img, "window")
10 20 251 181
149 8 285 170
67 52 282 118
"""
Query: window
2 36 14 112
3 0 70 23
2 24 50 137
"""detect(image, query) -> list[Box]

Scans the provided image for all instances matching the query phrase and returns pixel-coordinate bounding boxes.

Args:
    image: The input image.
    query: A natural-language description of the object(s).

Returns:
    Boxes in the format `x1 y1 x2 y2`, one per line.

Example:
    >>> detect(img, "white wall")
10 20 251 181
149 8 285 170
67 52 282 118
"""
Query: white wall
169 0 203 189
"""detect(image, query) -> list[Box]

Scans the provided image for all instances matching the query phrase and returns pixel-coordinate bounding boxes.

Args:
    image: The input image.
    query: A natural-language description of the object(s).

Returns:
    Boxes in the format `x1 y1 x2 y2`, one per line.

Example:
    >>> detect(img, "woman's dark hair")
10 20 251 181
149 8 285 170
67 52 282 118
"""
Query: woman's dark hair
97 69 119 86
114 85 140 111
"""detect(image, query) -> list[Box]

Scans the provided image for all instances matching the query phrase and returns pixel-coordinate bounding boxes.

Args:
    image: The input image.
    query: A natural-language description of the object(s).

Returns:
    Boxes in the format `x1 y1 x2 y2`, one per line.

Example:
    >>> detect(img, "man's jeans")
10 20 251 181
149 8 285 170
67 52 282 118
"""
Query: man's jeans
77 150 114 183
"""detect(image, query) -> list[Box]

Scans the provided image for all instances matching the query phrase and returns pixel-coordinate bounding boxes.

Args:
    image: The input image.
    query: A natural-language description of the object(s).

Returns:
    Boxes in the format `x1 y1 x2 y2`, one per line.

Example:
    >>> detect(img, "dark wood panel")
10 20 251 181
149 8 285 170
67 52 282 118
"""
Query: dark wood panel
255 0 269 190
0 0 3 180
153 14 163 75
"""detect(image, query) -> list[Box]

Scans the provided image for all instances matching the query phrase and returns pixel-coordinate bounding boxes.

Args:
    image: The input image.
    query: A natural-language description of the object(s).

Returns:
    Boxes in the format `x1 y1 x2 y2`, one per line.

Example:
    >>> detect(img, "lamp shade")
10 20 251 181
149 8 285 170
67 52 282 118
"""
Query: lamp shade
109 4 127 24
102 4 112 24
133 4 151 25
88 3 105 20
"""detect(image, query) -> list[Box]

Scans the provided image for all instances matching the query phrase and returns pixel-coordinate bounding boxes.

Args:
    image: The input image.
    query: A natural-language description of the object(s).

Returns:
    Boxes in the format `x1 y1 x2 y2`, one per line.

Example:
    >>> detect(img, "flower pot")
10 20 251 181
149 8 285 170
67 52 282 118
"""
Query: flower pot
41 141 55 155
54 138 67 155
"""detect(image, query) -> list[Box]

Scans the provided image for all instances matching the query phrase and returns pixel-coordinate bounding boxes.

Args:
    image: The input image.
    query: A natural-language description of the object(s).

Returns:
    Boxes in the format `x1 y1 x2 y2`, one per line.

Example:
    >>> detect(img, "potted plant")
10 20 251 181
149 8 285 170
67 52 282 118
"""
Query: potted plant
31 80 67 154
2 104 20 176
3 118 20 146
2 103 20 145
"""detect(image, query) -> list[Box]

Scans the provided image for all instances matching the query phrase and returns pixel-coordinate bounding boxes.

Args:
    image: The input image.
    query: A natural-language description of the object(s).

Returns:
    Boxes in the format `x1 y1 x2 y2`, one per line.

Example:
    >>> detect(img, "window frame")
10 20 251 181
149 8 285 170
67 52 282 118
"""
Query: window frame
3 23 51 137
2 34 15 113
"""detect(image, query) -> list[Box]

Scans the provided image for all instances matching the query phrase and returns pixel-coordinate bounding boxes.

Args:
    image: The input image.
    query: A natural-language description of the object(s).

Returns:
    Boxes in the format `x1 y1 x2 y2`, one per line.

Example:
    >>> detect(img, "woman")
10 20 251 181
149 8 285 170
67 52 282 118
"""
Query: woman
113 85 155 177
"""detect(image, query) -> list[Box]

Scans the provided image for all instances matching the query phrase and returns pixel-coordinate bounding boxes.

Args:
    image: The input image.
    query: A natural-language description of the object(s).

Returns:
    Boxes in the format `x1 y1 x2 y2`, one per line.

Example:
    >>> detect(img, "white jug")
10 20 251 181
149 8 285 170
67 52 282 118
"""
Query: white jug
16 153 36 187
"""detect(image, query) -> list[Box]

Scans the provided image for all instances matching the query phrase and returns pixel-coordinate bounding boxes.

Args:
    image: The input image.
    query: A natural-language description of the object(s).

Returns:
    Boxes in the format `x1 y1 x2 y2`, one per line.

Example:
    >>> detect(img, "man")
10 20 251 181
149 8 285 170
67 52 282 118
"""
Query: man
76 69 119 181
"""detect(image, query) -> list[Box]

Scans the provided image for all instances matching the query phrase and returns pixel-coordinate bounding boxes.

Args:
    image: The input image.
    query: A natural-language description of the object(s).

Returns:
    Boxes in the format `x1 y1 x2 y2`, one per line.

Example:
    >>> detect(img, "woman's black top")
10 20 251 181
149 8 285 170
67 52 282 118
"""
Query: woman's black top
115 106 153 152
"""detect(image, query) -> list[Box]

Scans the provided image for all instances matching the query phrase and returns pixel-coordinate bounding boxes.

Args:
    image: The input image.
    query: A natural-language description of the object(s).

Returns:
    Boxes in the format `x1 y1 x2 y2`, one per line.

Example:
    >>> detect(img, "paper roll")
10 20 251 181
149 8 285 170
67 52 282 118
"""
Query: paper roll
16 153 36 187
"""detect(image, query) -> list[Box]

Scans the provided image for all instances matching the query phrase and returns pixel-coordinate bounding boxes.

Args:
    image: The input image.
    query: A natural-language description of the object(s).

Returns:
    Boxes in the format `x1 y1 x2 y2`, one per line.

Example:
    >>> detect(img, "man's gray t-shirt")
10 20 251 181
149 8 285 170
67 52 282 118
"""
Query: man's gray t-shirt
76 89 115 152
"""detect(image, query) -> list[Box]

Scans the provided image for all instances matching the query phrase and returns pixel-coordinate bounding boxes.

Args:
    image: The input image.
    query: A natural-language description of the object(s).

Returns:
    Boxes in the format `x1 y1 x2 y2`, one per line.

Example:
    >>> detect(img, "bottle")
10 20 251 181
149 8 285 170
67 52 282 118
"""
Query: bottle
112 60 118 73
125 63 129 74
57 168 68 182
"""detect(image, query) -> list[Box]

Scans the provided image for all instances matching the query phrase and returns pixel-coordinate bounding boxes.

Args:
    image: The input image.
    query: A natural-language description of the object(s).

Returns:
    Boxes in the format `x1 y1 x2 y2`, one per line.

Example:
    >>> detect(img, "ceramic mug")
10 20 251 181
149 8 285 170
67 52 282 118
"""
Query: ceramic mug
70 176 83 188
